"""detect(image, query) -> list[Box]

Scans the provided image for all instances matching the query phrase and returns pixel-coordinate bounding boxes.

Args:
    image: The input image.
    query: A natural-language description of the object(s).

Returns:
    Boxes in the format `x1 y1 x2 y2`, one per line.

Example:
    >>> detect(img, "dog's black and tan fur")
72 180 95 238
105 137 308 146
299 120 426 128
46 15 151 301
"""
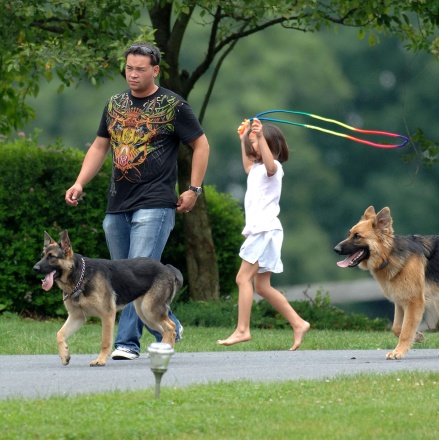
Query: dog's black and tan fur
33 230 183 367
334 206 439 360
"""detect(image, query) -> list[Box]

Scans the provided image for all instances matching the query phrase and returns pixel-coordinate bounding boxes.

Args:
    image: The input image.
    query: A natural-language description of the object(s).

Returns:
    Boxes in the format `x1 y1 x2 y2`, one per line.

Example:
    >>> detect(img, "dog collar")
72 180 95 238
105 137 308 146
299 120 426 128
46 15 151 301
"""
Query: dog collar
63 257 85 301
378 260 389 270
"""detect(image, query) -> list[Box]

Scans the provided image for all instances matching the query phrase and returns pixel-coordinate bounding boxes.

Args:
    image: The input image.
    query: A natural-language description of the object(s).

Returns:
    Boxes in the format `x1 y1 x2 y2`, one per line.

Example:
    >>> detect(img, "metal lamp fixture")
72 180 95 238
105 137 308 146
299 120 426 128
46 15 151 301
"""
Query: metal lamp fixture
147 342 174 398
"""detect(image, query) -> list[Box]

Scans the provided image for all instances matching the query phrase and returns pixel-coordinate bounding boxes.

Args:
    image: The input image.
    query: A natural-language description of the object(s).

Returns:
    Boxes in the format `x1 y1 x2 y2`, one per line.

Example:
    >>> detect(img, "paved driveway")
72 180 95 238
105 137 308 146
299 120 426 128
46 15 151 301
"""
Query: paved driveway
1 349 438 400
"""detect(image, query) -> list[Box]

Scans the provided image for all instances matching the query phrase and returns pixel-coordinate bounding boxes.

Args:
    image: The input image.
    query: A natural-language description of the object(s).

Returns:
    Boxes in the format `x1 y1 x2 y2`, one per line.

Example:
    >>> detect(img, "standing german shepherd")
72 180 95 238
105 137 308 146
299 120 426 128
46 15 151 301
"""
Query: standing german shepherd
33 230 183 367
334 206 439 360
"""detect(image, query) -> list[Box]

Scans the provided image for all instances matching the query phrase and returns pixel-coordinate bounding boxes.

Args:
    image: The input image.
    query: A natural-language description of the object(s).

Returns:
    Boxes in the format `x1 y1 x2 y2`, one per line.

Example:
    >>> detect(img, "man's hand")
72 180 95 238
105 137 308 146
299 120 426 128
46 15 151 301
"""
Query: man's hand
176 190 198 213
65 183 83 207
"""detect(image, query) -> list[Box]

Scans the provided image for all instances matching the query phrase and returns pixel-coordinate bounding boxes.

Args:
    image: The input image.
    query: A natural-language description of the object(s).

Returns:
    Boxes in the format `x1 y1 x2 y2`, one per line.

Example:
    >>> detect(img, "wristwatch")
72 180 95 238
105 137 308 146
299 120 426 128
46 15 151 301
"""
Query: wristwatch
189 185 202 196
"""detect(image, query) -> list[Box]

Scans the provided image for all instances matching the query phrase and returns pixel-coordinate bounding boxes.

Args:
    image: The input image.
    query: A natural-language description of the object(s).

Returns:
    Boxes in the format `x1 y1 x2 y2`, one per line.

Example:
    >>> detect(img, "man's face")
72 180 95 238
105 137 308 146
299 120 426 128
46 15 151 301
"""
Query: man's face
125 54 160 97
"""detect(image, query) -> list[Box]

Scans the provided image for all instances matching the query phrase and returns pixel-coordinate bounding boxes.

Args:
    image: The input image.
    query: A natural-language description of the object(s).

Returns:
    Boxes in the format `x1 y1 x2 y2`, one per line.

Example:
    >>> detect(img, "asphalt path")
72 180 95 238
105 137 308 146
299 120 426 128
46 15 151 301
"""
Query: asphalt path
1 349 438 400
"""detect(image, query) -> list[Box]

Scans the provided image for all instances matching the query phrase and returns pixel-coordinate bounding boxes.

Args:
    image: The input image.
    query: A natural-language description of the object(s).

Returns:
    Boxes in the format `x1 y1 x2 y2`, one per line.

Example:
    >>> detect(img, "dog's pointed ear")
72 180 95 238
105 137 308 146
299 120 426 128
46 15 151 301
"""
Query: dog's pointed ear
59 230 73 257
44 231 56 248
362 206 376 220
375 207 393 233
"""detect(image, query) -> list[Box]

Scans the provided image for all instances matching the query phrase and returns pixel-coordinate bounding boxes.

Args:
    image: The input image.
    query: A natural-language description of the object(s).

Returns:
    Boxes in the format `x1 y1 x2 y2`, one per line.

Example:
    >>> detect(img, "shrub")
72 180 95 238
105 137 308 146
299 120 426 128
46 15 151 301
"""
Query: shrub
275 290 390 331
174 290 390 331
198 187 244 297
162 186 244 301
0 135 244 316
0 134 111 316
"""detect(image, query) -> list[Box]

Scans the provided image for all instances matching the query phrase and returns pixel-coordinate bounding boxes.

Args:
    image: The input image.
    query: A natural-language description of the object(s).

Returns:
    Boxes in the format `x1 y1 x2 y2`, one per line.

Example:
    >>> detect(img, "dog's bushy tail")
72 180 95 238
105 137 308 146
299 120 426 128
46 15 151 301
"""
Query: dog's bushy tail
166 264 184 292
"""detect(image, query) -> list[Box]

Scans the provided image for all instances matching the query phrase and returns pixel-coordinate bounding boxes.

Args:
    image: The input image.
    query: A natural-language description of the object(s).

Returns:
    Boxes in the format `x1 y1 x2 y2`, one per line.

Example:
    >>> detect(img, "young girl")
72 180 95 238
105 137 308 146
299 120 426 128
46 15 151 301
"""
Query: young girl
217 118 310 350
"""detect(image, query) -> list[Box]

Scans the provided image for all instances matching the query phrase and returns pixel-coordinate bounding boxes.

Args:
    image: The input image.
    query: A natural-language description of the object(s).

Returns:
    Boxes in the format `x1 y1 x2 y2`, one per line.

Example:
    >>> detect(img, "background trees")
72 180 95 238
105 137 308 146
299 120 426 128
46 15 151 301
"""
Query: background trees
3 0 439 297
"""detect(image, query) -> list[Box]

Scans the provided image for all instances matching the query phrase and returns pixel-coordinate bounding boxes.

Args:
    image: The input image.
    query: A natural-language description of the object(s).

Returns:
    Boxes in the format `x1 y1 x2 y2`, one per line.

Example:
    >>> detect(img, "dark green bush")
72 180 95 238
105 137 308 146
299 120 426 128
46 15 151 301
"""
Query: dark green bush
0 134 112 316
174 291 390 331
196 187 244 297
162 186 245 301
0 135 245 316
274 290 390 331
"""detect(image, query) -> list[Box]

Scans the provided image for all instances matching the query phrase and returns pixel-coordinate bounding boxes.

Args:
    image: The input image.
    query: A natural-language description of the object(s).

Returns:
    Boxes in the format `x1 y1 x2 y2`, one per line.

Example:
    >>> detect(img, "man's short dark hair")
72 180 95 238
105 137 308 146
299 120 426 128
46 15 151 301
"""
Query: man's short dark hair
124 43 160 66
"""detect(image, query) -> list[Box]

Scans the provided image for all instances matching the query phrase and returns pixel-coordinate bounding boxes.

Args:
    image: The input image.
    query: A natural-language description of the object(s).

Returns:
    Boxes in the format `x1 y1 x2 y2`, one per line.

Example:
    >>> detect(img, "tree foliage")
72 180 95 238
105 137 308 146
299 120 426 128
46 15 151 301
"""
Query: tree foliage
3 0 439 134
1 0 152 134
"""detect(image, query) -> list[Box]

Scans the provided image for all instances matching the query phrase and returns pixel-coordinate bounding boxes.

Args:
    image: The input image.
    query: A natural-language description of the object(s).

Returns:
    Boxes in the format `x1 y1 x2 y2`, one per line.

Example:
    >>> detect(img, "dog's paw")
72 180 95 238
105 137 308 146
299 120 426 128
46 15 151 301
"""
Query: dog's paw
386 350 405 360
90 358 107 367
414 331 424 343
60 355 71 366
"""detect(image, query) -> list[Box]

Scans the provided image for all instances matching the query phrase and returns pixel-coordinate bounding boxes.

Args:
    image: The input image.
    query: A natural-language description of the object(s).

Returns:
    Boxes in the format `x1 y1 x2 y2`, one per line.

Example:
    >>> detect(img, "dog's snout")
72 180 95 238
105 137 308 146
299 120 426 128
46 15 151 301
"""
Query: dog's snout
33 264 41 273
334 244 342 254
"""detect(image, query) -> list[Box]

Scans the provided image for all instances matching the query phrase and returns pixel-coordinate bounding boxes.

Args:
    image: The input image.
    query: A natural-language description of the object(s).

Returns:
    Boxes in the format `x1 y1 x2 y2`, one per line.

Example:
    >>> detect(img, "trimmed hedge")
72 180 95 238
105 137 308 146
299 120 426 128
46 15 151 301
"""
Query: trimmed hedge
0 135 244 317
173 291 390 331
163 186 244 301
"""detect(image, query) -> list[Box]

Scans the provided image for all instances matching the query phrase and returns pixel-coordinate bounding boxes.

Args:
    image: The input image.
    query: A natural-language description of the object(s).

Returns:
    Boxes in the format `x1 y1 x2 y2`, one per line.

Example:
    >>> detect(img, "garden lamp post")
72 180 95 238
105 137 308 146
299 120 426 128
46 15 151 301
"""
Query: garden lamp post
147 342 174 398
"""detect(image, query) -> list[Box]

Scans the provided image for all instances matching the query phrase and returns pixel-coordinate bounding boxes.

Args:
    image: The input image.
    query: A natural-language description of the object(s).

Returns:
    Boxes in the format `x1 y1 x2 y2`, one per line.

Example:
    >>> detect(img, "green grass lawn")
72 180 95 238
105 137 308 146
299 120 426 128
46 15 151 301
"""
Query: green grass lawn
1 371 438 440
0 316 438 439
0 315 438 355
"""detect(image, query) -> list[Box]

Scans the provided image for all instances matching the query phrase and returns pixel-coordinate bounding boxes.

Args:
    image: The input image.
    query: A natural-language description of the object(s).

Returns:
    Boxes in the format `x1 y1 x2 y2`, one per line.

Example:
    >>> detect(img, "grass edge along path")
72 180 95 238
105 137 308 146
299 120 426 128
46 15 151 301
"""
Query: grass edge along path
1 322 438 355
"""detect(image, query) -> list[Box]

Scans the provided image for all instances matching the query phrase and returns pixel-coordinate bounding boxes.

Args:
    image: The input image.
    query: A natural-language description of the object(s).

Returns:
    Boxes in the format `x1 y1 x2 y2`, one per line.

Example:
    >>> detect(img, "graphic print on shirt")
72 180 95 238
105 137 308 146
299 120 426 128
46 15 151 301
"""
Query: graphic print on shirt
106 93 180 183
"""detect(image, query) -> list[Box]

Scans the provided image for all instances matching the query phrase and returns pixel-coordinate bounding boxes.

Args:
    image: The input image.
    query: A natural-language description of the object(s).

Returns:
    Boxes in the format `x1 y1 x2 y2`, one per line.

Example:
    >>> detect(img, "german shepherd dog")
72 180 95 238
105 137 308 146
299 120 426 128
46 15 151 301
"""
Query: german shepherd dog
334 206 439 360
33 230 183 367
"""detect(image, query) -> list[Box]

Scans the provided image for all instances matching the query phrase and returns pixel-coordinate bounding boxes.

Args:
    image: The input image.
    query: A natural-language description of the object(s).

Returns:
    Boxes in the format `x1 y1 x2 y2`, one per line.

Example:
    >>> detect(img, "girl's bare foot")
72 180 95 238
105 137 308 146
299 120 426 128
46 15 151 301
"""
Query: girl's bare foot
290 321 310 351
217 330 251 346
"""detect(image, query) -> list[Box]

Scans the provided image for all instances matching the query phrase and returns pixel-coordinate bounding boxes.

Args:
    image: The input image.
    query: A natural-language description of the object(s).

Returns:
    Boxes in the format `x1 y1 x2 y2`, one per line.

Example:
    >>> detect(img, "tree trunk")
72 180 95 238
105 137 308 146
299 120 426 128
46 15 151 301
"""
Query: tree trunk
149 3 220 301
178 144 219 301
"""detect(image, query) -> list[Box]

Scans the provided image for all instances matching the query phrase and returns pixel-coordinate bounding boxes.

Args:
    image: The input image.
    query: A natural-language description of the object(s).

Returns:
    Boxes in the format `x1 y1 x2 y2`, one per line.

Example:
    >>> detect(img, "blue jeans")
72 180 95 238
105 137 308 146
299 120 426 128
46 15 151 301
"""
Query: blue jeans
103 208 181 353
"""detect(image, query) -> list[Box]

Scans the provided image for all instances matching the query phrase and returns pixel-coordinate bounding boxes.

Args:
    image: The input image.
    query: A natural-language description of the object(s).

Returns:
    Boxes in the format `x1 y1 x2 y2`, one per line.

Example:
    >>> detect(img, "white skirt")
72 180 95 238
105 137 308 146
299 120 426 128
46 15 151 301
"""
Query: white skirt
239 230 284 274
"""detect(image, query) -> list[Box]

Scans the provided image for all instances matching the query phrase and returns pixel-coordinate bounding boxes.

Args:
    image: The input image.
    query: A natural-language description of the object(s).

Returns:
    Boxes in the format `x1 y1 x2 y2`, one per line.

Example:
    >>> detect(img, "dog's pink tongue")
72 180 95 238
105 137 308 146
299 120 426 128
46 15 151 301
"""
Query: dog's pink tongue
41 271 56 291
337 256 354 268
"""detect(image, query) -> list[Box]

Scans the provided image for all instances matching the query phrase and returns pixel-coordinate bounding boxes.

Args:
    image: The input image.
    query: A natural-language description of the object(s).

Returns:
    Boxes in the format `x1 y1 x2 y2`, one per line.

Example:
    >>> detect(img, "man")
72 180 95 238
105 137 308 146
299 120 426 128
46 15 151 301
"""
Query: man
65 43 209 360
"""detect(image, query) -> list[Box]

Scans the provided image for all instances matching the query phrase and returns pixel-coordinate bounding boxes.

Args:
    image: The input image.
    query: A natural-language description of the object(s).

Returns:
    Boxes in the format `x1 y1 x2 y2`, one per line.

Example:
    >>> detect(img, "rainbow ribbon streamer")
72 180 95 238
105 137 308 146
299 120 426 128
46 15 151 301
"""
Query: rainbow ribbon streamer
248 110 409 149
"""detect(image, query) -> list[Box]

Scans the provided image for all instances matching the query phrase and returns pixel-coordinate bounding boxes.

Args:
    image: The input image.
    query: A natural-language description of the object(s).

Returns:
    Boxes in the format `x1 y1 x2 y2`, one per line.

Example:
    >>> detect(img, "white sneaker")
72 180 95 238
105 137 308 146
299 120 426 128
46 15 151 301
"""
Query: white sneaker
111 347 140 360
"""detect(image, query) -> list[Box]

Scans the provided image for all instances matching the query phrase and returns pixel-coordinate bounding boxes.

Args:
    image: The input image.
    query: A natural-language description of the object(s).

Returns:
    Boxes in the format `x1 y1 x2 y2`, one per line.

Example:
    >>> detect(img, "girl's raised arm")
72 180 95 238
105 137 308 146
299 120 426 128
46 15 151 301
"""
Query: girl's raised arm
238 119 253 174
251 119 277 176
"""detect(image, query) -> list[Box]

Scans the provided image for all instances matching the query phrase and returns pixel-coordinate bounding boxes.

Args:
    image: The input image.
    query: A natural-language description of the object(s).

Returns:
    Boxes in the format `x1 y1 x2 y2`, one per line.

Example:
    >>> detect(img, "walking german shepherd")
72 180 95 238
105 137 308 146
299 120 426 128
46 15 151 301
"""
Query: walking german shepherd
33 230 183 367
334 206 439 360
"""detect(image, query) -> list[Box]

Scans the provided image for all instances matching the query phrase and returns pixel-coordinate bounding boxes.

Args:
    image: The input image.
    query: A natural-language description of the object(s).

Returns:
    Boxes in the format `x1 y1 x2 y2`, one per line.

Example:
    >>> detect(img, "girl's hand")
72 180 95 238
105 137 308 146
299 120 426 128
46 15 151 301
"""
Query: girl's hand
250 118 263 137
237 119 250 138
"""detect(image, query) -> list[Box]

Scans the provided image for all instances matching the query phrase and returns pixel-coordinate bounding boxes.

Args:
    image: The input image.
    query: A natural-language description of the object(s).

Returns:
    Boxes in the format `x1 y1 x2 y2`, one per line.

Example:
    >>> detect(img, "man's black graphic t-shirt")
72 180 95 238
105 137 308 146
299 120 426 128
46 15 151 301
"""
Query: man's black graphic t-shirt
97 87 204 213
